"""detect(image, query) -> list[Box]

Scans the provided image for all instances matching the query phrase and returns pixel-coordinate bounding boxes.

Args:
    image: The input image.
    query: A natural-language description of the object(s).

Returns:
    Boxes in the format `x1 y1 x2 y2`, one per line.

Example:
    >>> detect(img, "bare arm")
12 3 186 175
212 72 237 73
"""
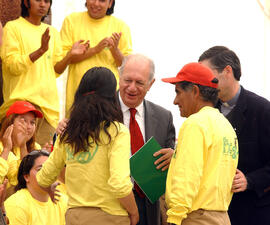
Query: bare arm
54 40 89 74
29 28 50 63
68 37 110 64
118 192 139 225
108 32 124 67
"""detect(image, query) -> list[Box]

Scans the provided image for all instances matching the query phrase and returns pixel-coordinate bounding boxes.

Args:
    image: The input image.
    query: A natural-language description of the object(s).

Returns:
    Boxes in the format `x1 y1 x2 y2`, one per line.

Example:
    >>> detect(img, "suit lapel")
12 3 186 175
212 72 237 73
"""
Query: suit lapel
144 100 158 142
226 86 247 137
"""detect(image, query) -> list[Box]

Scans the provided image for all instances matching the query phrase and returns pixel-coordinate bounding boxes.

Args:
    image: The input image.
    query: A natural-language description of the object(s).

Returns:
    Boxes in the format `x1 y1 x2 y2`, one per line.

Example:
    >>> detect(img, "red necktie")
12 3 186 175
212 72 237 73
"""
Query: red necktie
129 108 145 198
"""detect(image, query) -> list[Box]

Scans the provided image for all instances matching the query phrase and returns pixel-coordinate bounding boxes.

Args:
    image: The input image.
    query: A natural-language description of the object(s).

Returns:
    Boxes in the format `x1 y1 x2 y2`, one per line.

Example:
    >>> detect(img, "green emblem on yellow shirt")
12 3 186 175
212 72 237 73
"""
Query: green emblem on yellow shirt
223 137 238 159
66 145 99 164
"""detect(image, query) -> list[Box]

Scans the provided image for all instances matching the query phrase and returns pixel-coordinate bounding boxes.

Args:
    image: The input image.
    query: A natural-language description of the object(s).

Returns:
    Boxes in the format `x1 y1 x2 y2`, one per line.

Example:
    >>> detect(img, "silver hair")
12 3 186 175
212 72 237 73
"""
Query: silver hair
118 54 155 82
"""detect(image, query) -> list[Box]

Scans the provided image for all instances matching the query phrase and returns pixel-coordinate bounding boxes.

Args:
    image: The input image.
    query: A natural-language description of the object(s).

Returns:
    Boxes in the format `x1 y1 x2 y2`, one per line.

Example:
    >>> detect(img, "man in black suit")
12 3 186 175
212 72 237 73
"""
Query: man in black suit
199 46 270 225
118 54 175 225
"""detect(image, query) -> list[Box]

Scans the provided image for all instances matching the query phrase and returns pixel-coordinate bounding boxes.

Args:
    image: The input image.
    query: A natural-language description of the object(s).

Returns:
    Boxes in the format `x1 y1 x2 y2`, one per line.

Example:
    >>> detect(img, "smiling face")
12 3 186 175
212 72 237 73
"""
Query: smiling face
12 112 36 142
86 0 113 19
25 0 51 19
173 83 197 118
119 57 155 108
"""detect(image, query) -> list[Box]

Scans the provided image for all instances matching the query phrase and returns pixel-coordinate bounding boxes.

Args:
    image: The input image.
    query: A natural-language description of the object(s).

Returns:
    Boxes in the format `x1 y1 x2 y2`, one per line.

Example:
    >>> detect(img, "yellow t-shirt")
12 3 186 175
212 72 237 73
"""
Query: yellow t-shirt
5 188 67 225
37 122 132 216
60 12 132 114
166 106 239 225
0 17 63 128
0 142 41 186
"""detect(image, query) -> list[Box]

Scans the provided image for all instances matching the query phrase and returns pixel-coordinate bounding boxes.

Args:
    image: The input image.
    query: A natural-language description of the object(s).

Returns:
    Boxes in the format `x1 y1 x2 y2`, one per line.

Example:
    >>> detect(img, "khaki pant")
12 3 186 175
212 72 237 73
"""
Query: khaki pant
160 195 169 225
181 209 231 225
66 207 130 225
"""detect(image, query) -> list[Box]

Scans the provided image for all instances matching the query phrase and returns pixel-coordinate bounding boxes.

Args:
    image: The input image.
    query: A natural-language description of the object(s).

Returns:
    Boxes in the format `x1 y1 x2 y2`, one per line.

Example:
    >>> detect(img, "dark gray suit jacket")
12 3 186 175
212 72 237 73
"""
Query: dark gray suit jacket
118 94 176 225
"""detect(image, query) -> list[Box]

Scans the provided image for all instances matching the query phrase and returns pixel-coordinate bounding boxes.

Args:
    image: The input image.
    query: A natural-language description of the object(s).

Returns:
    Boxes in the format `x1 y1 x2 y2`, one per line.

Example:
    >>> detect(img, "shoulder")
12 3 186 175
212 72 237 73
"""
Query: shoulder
4 17 22 30
240 87 270 116
144 100 172 117
242 87 270 106
108 122 129 136
34 142 41 150
107 15 130 27
5 189 29 207
64 12 86 22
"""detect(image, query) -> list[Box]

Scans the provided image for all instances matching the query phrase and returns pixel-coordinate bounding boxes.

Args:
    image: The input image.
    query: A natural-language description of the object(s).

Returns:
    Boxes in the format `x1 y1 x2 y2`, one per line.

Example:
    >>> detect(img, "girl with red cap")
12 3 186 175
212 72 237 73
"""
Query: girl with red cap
0 101 43 190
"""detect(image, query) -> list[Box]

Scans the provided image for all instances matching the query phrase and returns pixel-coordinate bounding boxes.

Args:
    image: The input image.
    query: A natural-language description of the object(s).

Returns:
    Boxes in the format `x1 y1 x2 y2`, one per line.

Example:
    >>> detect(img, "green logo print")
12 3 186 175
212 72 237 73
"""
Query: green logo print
223 137 238 159
66 145 99 164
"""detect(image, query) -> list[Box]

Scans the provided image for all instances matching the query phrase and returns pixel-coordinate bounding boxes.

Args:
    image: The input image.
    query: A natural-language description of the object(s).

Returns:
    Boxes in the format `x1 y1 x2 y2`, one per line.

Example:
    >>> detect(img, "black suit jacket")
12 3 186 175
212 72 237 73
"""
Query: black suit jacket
220 86 270 224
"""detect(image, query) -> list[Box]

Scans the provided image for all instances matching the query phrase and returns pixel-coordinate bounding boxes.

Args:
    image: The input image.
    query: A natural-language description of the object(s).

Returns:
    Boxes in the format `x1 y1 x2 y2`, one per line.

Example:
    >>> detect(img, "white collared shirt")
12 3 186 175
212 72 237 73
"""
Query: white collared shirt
119 96 146 142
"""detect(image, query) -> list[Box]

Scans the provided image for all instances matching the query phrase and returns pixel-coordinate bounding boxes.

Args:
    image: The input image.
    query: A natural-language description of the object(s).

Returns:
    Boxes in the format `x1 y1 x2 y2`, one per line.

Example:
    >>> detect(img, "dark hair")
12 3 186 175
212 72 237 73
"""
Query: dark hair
85 0 115 15
179 81 219 106
198 46 241 81
0 114 36 152
60 67 123 154
15 150 50 191
21 0 52 22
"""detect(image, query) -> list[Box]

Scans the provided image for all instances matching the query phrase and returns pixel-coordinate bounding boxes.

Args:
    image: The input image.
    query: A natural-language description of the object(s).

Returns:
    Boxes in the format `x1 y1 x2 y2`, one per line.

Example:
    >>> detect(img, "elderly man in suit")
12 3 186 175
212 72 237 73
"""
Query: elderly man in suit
57 54 175 225
118 54 175 225
199 46 270 225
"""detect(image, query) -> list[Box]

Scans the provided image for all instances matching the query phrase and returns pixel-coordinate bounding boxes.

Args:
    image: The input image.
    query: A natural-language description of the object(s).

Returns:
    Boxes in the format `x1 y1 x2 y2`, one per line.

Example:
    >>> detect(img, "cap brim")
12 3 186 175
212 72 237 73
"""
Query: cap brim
161 77 182 84
32 110 43 118
18 109 43 118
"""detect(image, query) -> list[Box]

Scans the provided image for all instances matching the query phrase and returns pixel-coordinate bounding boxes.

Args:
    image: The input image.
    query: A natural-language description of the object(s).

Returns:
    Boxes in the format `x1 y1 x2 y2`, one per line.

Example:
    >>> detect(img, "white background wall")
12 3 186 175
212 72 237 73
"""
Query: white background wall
52 0 270 134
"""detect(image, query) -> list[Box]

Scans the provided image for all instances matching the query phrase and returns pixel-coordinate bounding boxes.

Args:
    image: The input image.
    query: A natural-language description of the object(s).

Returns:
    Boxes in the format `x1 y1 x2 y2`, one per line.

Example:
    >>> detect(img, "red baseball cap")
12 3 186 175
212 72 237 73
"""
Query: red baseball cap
6 101 43 118
162 62 218 88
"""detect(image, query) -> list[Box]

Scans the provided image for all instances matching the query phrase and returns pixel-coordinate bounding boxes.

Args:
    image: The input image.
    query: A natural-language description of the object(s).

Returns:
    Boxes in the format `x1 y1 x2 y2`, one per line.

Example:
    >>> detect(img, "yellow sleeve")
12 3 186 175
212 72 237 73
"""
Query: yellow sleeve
1 22 33 76
36 137 66 188
167 122 206 224
0 150 19 186
60 15 74 57
0 157 8 184
118 21 132 56
107 125 133 198
5 199 29 225
51 27 64 77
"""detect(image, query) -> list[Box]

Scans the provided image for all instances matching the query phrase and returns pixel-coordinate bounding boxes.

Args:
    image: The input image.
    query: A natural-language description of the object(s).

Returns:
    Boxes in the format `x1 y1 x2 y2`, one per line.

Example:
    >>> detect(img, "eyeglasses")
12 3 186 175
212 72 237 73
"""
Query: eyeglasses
28 149 50 157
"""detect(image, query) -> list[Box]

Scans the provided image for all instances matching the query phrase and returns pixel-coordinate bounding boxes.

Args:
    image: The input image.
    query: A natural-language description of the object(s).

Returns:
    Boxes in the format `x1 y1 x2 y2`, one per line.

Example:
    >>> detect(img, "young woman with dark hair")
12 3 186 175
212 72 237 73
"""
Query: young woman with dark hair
0 0 88 147
5 150 67 225
0 101 43 187
21 0 52 22
37 67 139 225
58 0 132 115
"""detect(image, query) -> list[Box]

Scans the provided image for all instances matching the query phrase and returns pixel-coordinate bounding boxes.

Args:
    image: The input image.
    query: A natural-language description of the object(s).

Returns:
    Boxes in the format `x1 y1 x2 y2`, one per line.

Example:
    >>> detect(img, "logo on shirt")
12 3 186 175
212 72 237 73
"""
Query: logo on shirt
223 137 238 159
66 145 99 164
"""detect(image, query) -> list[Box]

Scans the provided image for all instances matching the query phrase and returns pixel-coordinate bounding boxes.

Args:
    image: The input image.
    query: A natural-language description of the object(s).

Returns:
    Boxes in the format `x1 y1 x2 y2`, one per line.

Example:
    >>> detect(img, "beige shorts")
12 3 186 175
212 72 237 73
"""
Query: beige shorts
66 207 130 225
181 209 231 225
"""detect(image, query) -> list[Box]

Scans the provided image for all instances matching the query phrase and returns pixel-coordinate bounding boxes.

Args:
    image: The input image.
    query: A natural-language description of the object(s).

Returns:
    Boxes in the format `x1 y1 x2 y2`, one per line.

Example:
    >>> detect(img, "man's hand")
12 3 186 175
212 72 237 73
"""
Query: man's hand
153 148 174 171
231 169 248 192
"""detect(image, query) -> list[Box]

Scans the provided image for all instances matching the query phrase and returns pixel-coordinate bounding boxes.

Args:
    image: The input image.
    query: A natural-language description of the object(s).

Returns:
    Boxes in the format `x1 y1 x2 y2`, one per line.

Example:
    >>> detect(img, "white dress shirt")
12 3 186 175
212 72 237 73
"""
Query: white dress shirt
119 96 146 142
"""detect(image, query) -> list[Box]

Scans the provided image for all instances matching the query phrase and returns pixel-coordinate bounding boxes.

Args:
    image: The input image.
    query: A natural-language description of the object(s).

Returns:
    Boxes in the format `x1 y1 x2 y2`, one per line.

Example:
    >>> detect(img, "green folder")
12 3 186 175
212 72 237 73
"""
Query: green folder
130 136 168 204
